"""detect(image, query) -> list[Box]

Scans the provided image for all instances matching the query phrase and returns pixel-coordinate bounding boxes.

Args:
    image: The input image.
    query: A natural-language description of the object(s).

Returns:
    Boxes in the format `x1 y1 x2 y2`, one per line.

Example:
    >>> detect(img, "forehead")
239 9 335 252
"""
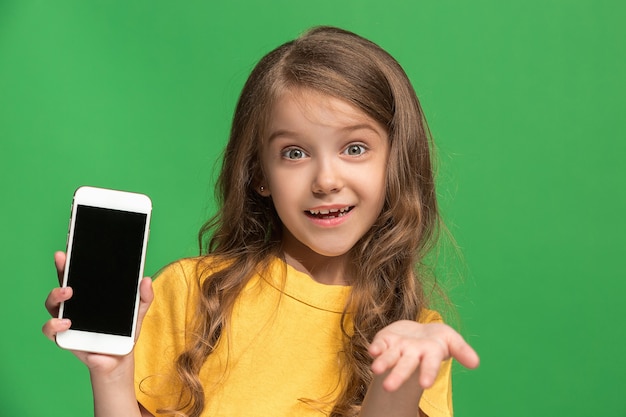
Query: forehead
268 88 384 133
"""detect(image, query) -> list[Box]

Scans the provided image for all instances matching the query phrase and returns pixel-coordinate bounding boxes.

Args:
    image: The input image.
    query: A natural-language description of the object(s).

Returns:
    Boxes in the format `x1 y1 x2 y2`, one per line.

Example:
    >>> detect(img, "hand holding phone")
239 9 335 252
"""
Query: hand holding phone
54 186 152 355
44 252 154 368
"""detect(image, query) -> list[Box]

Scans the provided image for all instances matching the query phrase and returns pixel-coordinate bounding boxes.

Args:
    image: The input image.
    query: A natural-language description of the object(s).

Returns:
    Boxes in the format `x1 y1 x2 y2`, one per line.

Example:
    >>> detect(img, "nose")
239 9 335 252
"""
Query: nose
312 158 344 194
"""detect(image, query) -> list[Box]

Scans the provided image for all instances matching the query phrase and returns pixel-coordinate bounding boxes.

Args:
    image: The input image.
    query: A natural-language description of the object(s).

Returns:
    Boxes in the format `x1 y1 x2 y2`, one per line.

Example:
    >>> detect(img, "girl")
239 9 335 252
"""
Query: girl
43 26 479 417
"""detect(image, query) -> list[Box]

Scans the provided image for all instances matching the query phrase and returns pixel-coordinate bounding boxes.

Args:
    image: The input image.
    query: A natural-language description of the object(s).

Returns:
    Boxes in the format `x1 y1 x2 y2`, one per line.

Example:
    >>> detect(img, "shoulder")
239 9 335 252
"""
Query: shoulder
138 256 226 344
417 308 444 324
152 256 225 287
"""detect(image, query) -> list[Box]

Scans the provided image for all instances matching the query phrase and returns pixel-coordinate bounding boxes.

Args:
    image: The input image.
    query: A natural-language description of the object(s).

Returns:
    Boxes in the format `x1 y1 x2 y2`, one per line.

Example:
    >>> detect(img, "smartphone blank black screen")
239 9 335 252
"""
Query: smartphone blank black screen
64 205 147 336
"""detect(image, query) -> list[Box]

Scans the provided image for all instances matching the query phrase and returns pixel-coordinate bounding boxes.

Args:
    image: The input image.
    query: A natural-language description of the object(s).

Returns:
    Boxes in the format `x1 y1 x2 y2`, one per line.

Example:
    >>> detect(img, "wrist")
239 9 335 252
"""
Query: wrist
86 353 135 384
360 371 424 417
88 354 140 417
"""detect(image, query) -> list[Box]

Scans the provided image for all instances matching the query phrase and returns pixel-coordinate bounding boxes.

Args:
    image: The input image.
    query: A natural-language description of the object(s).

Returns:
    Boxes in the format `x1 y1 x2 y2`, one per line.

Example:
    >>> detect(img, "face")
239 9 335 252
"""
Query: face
260 89 389 272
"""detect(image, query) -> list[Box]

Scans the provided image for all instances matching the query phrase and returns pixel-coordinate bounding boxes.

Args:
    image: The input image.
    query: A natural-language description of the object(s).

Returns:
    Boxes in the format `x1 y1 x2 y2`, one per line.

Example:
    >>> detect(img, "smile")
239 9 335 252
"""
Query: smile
305 206 353 219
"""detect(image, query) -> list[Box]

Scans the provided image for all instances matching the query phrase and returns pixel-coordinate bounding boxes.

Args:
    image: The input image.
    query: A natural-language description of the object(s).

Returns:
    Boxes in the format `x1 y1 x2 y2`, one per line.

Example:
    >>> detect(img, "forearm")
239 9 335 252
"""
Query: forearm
359 370 424 417
89 359 142 417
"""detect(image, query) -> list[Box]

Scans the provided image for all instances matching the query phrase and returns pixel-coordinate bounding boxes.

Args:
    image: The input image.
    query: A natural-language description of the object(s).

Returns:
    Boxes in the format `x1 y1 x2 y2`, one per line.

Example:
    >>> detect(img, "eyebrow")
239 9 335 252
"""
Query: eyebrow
267 129 296 142
267 123 383 142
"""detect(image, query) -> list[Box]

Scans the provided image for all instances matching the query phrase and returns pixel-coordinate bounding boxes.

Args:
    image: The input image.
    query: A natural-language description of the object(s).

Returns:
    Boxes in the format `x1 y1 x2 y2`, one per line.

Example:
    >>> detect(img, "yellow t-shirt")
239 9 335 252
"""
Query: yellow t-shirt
134 257 453 417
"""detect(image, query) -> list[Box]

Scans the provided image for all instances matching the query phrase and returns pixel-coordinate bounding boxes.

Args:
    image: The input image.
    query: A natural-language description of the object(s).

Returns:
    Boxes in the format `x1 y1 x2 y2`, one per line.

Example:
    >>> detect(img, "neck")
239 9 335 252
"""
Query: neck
282 246 351 286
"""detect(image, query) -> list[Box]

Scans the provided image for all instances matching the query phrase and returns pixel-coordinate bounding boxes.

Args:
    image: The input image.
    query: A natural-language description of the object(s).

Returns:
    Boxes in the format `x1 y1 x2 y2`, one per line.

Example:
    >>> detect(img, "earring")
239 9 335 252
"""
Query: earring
259 185 265 192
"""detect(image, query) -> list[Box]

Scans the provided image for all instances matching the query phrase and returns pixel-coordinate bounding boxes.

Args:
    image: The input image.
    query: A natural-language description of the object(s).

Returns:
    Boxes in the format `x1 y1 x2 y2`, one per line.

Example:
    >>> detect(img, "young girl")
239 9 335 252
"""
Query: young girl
43 26 479 417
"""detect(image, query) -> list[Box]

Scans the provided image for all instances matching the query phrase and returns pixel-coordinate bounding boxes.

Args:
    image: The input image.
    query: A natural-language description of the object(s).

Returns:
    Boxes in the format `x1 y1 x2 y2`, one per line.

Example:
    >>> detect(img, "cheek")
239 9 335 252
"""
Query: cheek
268 175 297 196
267 177 301 214
369 173 388 218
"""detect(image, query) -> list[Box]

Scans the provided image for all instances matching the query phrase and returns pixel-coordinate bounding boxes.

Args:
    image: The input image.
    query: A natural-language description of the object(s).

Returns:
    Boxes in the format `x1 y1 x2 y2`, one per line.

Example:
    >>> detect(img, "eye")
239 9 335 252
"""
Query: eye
343 144 366 156
282 147 307 160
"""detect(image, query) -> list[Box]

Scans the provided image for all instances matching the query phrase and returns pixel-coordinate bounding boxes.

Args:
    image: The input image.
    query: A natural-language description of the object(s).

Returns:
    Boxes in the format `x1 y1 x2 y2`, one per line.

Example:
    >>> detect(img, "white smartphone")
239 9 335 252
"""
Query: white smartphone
57 186 152 355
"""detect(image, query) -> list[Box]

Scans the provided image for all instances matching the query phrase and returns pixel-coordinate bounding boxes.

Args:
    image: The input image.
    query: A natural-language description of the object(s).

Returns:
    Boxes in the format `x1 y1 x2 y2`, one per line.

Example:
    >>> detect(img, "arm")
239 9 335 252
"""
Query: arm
360 369 423 417
42 252 154 417
359 320 479 417
90 357 143 417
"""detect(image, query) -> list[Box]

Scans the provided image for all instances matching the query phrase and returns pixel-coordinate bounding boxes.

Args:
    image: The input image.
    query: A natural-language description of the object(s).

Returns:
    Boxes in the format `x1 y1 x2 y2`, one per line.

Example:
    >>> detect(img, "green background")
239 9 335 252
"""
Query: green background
1 0 625 415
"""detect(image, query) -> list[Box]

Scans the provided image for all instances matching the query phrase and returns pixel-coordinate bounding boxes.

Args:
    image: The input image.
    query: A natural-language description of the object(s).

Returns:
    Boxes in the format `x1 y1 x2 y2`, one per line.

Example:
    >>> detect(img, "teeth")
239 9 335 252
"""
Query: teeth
308 207 351 216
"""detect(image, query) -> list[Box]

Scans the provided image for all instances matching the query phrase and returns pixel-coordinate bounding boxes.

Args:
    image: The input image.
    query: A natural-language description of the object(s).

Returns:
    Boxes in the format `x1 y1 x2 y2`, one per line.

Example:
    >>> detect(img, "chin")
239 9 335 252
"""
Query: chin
307 246 352 258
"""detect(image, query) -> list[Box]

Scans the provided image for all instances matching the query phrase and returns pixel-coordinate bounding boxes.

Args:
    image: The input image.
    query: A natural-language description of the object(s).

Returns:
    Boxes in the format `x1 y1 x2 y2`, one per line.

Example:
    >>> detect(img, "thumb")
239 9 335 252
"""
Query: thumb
448 332 480 370
134 277 153 341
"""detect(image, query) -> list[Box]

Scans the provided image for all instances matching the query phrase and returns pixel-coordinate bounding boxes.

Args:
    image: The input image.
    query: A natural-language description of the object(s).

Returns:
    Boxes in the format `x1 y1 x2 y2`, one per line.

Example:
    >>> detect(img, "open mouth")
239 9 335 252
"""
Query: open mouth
305 206 354 219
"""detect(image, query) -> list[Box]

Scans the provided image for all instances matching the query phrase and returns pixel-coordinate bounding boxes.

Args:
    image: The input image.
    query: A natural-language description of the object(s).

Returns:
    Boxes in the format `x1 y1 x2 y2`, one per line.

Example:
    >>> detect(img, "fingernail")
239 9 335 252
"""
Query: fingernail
60 319 71 327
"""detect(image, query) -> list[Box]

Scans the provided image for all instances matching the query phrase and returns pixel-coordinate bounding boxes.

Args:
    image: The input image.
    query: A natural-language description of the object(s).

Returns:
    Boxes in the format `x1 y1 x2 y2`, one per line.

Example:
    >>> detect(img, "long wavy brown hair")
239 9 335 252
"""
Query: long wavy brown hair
165 26 441 417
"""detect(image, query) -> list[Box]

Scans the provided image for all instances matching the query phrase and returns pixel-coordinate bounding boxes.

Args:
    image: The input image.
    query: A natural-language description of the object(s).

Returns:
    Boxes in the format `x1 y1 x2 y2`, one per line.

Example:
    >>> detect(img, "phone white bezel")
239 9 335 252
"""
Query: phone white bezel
56 186 152 355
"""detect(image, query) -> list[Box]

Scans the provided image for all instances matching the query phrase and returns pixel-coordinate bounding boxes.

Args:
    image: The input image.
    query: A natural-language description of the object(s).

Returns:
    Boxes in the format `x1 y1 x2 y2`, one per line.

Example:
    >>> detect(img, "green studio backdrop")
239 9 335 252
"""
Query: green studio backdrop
1 1 625 416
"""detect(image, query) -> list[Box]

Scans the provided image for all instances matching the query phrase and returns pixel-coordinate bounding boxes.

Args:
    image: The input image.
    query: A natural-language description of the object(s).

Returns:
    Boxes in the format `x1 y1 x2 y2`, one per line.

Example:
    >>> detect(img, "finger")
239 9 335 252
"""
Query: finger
44 286 73 317
138 277 154 310
448 333 480 369
371 346 401 375
368 337 389 358
54 251 66 285
134 278 153 341
42 318 71 342
381 349 421 391
417 352 445 389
